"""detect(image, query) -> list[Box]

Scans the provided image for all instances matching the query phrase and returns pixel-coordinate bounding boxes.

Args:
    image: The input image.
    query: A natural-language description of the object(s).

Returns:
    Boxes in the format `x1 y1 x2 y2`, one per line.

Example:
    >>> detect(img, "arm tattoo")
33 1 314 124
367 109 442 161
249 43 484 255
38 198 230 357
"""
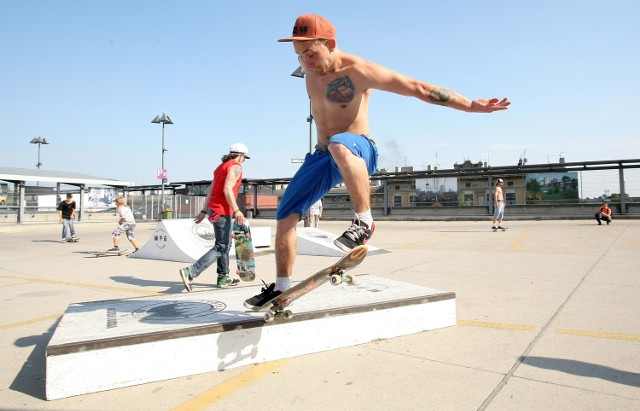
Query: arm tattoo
428 87 452 105
326 76 355 103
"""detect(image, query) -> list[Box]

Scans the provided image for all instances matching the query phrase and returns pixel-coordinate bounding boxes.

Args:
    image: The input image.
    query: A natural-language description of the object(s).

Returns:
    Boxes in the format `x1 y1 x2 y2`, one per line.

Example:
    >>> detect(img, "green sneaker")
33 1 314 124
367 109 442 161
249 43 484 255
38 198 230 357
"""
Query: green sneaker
217 275 240 287
179 267 193 292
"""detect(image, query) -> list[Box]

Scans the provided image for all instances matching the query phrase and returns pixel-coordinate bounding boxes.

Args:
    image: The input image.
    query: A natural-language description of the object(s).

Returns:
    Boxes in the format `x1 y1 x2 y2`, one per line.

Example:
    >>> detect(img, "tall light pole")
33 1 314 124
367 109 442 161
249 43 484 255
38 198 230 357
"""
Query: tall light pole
291 66 313 154
151 113 173 218
30 136 49 169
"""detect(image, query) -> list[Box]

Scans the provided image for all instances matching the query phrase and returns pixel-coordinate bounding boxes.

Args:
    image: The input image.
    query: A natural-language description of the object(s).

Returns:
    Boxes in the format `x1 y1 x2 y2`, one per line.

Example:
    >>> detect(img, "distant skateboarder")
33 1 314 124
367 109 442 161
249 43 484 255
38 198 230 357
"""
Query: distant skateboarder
107 196 140 253
179 143 250 291
57 193 77 242
492 178 506 230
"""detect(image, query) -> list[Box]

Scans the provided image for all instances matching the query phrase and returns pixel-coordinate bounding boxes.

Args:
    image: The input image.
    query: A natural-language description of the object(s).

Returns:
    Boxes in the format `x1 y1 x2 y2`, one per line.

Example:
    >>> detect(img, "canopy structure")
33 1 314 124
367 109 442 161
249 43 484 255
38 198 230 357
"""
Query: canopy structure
0 166 133 223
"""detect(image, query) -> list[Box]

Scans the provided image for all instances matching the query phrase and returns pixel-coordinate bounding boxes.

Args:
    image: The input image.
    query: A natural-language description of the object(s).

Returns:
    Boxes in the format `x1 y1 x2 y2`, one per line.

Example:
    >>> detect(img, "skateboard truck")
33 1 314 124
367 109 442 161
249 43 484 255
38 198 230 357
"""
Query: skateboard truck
263 267 359 323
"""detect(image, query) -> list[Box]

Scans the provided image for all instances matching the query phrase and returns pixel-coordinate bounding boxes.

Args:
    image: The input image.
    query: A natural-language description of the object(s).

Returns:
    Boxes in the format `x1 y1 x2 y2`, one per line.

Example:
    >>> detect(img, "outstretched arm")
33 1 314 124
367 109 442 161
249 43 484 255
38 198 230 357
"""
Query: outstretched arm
361 60 510 113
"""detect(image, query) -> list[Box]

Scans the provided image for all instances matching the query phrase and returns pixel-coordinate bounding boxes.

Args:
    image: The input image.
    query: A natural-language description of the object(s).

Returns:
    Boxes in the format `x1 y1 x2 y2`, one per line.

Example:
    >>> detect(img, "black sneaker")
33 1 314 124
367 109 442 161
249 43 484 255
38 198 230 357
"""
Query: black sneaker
107 246 119 252
244 282 281 311
334 218 375 252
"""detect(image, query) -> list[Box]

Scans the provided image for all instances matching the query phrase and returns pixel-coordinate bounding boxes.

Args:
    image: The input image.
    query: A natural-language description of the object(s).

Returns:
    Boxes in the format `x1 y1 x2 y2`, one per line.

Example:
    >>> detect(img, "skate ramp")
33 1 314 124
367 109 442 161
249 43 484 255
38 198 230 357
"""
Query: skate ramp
297 227 388 257
130 219 271 263
45 275 455 399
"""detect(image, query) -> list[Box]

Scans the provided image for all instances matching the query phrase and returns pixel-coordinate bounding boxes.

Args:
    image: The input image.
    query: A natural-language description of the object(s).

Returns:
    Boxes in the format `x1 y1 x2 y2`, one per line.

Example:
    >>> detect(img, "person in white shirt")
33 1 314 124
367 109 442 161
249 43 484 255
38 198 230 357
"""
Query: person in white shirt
108 196 140 252
307 198 323 228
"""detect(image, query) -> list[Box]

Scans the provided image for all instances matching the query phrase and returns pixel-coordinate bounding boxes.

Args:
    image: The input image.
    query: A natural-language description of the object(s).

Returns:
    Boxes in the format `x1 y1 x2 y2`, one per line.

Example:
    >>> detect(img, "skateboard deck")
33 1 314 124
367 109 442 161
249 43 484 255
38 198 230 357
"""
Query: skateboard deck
92 249 129 258
492 226 508 232
66 238 79 242
256 245 368 322
232 221 255 282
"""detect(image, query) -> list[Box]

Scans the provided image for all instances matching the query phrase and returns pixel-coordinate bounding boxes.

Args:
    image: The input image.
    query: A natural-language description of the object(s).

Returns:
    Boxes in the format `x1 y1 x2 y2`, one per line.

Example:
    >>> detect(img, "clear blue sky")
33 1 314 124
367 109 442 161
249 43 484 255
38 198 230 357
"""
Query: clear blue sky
1 1 638 197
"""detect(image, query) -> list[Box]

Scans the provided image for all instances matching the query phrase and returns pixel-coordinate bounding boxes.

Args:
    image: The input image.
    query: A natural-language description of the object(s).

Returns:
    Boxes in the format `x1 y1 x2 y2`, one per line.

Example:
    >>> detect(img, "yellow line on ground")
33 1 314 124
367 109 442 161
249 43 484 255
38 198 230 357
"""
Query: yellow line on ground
623 237 640 247
557 328 640 342
0 275 159 296
510 228 529 251
458 319 537 331
0 314 62 331
171 360 287 411
396 232 453 249
0 281 33 288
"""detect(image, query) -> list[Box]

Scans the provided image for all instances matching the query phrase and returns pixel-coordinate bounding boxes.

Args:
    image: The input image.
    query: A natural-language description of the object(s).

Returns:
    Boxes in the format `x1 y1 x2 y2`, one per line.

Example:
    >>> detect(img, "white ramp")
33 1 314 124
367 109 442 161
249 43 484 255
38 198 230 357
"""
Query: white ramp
45 275 456 399
297 227 387 257
130 219 272 263
129 219 216 263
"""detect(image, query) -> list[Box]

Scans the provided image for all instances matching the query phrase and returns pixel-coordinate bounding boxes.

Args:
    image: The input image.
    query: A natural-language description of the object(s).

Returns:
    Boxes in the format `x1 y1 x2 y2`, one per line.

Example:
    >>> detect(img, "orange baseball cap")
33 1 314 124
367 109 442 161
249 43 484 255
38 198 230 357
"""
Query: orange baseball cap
278 14 336 42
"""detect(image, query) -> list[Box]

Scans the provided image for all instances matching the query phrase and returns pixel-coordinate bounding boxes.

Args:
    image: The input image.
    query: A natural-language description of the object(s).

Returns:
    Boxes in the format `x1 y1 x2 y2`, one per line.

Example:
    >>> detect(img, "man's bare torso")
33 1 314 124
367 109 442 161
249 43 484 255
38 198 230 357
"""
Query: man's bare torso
495 187 504 202
305 51 371 144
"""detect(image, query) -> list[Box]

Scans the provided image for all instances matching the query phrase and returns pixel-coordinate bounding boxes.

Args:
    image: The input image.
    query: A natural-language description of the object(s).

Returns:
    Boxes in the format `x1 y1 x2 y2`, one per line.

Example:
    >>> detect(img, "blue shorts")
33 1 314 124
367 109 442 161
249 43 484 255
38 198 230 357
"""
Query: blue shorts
276 132 378 220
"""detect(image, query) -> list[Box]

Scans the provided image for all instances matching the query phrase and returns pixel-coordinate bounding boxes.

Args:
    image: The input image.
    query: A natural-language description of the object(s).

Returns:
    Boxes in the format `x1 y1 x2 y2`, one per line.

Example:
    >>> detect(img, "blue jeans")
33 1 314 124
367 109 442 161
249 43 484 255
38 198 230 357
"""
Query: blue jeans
62 218 76 239
191 215 232 278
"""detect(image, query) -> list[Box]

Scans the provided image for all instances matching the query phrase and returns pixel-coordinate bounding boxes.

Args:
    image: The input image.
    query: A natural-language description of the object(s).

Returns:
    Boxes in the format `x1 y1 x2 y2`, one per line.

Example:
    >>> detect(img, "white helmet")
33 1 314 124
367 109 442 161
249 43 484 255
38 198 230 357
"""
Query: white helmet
229 142 250 159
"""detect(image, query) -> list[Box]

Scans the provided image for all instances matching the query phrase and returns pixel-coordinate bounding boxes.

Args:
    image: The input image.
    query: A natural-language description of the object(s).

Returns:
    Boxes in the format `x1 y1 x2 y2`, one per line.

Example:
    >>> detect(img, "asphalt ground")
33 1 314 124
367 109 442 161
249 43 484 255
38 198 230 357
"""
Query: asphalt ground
1 218 639 410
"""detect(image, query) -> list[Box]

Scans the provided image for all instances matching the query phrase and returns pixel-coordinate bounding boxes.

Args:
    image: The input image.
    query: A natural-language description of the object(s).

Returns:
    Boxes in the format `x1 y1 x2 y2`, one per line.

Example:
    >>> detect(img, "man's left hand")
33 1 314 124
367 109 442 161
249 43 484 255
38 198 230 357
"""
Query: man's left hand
470 97 511 112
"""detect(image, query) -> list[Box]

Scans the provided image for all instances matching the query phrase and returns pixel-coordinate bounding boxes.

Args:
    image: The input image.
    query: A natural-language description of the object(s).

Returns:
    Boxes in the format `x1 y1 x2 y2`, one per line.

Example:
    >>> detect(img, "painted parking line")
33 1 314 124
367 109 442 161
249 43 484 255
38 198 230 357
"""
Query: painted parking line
0 280 33 288
556 328 640 342
510 228 529 251
0 275 159 296
396 232 454 249
458 320 537 331
171 360 287 411
459 320 640 342
623 237 640 247
0 314 62 331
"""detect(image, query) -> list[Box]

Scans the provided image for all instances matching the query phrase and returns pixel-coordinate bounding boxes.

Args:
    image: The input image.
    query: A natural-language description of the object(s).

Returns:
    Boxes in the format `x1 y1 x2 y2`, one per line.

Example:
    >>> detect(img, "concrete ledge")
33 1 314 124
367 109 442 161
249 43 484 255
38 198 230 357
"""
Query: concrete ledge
45 275 455 399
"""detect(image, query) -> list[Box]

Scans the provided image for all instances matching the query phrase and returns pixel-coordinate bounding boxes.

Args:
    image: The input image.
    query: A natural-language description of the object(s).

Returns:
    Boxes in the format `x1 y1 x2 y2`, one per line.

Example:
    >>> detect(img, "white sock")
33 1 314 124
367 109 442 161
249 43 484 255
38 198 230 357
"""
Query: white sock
355 210 373 227
275 276 291 292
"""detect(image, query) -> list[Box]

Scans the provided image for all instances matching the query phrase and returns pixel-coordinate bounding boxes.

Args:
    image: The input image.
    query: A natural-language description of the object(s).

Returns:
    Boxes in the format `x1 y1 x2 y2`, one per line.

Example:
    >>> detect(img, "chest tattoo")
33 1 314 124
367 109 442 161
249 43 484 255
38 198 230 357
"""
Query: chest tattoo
326 76 355 104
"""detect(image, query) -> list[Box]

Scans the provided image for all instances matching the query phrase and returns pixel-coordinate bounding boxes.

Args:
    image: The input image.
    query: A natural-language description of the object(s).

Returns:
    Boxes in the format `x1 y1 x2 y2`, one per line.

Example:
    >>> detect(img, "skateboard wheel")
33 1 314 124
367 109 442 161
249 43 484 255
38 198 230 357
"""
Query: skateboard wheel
343 273 357 285
330 274 342 285
283 310 293 320
264 311 275 323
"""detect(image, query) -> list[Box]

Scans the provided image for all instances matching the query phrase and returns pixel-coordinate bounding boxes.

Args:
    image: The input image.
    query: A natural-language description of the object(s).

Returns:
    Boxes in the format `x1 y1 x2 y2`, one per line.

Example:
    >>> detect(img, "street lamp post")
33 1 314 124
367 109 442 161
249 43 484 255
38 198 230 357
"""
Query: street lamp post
291 66 313 154
151 113 173 219
29 136 49 169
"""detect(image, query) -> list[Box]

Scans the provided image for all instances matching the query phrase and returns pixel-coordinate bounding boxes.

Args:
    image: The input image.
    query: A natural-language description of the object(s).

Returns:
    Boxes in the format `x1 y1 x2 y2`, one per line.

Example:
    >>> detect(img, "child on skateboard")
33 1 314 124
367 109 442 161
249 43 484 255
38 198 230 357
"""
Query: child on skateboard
108 196 140 253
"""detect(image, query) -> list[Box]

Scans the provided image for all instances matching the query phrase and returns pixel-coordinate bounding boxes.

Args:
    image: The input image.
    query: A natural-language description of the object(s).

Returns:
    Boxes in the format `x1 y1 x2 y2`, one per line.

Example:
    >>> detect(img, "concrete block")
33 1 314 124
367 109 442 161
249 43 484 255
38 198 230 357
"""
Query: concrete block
45 275 455 399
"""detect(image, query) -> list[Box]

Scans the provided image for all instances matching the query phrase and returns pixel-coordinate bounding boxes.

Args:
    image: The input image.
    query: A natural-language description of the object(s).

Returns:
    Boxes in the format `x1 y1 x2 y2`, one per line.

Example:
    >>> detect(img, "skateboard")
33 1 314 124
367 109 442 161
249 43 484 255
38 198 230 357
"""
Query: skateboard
66 238 79 242
492 226 508 232
232 221 255 282
256 245 368 323
92 249 129 258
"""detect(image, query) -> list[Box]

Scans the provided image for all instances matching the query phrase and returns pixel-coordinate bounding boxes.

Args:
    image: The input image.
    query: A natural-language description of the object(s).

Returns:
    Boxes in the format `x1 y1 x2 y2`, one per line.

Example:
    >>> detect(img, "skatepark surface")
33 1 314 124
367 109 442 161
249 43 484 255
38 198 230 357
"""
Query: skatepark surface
1 219 639 410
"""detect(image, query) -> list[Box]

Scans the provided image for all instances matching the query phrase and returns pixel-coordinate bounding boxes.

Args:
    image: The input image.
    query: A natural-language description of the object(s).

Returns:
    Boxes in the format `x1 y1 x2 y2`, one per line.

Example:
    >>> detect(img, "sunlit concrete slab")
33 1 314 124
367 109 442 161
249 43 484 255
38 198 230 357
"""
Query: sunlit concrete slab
297 227 388 257
129 219 271 263
45 274 455 399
